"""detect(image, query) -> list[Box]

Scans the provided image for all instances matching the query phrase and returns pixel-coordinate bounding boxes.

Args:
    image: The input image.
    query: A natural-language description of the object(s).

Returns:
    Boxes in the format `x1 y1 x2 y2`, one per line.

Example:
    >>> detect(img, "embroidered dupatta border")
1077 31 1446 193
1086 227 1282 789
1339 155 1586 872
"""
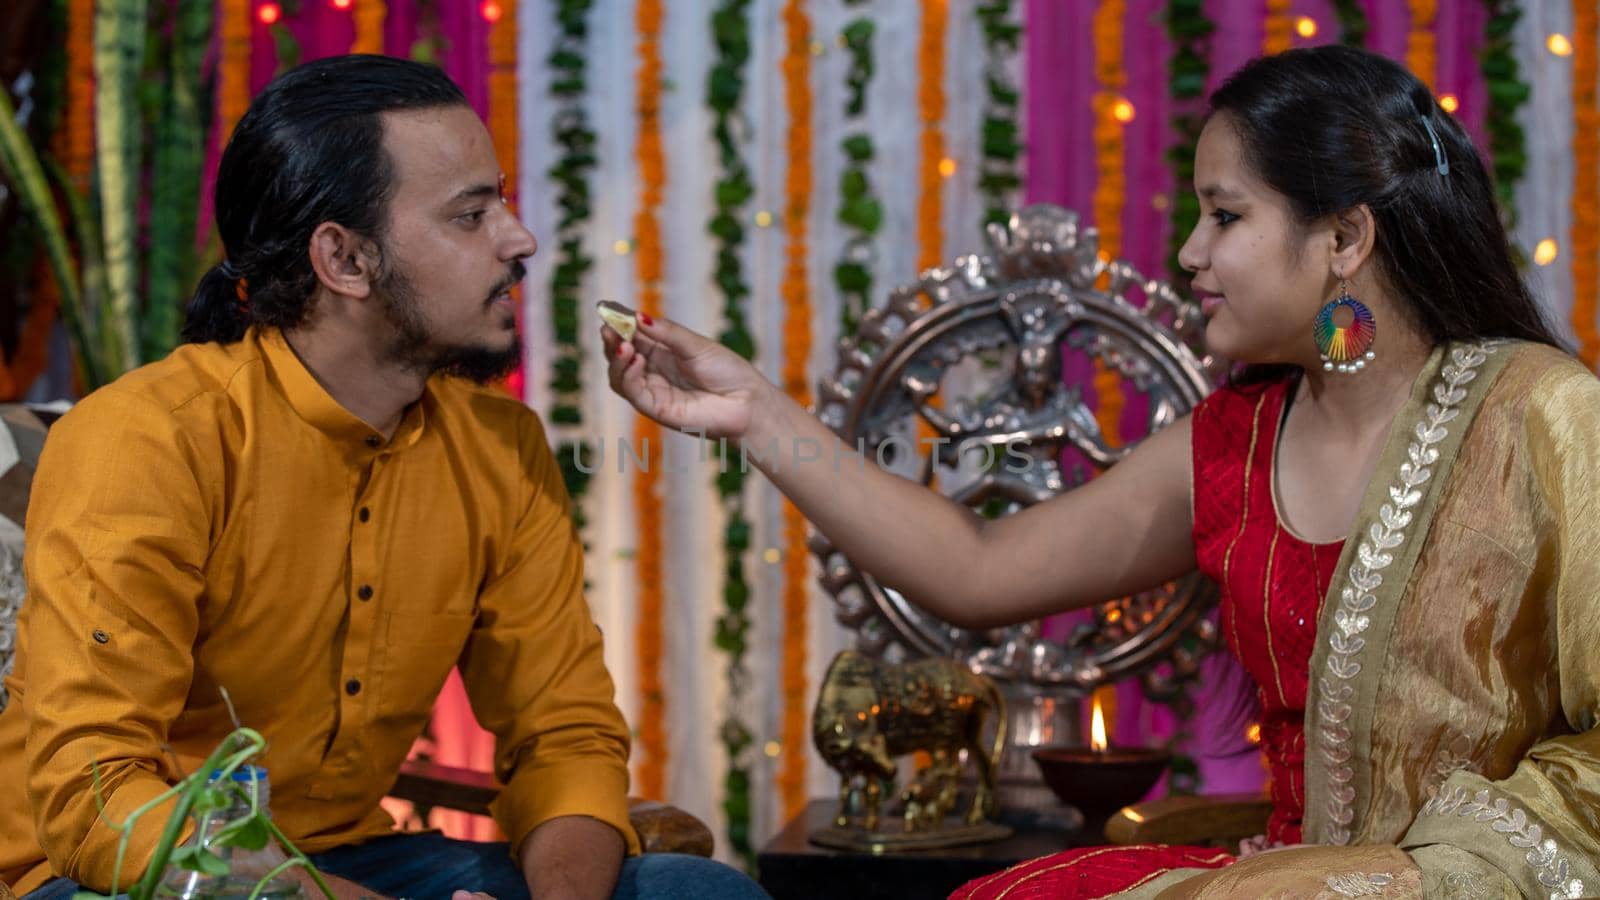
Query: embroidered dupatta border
1302 342 1513 845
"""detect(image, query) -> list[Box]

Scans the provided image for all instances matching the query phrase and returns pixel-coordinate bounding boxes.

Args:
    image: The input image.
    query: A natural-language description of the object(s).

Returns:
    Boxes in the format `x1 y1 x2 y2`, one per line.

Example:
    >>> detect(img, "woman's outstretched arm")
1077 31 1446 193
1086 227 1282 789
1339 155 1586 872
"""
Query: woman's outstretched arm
603 312 1198 629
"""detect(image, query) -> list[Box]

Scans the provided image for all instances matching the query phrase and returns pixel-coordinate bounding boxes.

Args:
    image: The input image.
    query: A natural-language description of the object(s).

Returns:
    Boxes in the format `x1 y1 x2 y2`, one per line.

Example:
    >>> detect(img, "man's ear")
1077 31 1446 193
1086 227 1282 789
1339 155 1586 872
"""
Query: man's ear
1329 204 1377 281
307 223 380 300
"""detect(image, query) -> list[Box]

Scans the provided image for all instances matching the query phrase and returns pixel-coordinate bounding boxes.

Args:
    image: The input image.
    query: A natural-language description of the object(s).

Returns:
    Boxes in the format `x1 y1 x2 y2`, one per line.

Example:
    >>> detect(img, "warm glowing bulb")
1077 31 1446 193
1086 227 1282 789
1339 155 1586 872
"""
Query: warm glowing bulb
938 157 958 178
754 210 773 228
1439 94 1460 114
480 0 502 23
1089 694 1108 753
256 2 282 24
331 0 352 9
762 547 782 564
1112 98 1136 123
1534 238 1559 266
764 741 782 758
613 239 631 256
1295 16 1317 39
1548 33 1574 57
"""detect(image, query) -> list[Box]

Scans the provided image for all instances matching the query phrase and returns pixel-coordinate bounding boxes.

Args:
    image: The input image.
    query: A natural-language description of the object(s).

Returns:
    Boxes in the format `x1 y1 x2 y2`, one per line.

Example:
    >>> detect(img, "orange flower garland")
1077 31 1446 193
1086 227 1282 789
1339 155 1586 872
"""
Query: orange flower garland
486 0 520 398
1263 0 1293 56
218 0 251 143
632 0 668 801
1090 0 1125 447
57 0 95 187
777 0 814 824
913 2 949 451
1573 0 1599 369
352 0 387 54
0 261 60 400
1405 0 1437 89
917 0 948 271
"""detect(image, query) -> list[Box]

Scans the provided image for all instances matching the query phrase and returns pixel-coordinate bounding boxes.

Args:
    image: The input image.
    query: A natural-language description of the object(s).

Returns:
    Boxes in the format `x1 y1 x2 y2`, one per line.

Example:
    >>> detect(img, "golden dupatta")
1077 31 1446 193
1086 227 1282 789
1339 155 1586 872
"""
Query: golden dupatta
1132 342 1600 898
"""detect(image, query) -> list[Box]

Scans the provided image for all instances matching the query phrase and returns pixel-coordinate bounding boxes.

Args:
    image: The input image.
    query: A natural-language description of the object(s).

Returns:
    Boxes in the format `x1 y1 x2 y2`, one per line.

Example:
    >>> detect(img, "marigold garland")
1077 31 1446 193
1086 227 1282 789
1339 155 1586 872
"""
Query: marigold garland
0 261 61 400
777 0 813 825
486 0 520 398
1406 0 1437 89
1263 0 1293 55
352 0 387 54
633 0 668 800
917 0 948 271
1091 0 1125 446
1573 0 1599 369
58 0 95 187
218 0 251 143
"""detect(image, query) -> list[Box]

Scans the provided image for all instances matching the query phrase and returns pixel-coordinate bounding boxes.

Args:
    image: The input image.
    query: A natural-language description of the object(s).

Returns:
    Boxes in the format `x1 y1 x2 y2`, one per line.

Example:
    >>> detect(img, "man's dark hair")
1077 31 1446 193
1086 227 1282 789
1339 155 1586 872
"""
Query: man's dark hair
181 54 468 344
1209 45 1565 383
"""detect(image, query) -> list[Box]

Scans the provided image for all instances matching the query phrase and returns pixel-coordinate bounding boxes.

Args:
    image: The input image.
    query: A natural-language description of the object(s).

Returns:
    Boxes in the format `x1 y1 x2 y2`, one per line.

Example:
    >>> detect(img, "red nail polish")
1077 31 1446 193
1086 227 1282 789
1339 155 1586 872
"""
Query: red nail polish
640 312 654 326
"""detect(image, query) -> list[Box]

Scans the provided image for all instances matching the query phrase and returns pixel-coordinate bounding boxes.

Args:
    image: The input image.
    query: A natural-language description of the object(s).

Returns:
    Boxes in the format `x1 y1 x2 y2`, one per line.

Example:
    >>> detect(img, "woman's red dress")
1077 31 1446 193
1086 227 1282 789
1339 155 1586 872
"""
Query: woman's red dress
953 380 1342 899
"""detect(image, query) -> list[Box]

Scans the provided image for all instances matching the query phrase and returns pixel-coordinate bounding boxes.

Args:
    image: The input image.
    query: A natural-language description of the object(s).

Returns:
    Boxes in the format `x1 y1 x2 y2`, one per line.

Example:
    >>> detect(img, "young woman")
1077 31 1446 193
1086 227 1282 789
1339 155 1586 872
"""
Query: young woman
603 46 1600 898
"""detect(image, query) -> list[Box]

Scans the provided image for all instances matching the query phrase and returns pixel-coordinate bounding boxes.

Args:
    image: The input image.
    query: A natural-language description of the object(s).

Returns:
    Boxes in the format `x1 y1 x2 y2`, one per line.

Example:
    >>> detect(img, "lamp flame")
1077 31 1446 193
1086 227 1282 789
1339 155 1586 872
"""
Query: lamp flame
1090 693 1108 753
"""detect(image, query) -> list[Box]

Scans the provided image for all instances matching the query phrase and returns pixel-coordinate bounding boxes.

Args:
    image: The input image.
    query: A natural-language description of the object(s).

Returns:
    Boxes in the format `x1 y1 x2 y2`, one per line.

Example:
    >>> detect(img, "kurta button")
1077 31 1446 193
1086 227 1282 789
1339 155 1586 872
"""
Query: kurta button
365 435 380 448
358 584 374 601
345 678 362 696
358 507 370 523
92 629 109 644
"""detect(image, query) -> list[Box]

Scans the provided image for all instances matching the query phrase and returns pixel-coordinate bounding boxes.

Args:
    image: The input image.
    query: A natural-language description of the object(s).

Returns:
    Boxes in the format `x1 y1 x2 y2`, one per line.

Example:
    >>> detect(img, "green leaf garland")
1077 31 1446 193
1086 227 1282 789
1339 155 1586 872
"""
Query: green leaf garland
1332 0 1369 47
546 0 597 533
834 0 877 338
976 1 1022 231
1163 0 1212 285
1480 0 1529 224
706 0 757 871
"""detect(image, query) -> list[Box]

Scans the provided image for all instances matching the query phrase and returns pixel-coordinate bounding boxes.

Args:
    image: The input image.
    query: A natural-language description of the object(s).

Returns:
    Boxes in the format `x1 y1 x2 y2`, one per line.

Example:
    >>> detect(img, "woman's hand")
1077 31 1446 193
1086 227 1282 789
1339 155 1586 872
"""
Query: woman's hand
601 309 776 442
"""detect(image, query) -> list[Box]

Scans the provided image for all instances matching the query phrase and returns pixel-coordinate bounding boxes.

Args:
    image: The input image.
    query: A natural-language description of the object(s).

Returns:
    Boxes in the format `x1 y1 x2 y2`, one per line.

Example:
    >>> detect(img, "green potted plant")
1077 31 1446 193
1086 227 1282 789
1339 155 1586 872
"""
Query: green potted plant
77 695 335 900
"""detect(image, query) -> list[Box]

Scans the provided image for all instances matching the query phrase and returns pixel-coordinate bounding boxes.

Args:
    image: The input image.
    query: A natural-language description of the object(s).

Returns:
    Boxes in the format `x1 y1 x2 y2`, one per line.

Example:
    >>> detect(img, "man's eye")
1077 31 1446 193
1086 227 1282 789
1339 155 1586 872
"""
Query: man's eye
458 210 487 225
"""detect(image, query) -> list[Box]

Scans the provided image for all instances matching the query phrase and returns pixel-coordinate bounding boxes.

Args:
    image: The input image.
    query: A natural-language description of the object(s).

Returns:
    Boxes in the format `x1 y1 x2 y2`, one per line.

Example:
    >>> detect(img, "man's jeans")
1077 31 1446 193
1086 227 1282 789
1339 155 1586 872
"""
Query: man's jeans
24 832 770 900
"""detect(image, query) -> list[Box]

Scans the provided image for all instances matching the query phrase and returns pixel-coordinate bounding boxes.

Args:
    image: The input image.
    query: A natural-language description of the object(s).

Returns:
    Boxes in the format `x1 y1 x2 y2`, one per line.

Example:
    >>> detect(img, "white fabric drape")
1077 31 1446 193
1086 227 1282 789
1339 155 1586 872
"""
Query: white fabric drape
1512 1 1578 346
515 0 1001 858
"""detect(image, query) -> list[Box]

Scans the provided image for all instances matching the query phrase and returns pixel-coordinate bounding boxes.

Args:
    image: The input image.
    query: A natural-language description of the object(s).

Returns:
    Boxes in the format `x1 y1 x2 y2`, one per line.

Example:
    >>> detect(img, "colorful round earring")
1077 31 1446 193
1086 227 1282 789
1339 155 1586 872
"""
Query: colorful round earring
1314 281 1377 373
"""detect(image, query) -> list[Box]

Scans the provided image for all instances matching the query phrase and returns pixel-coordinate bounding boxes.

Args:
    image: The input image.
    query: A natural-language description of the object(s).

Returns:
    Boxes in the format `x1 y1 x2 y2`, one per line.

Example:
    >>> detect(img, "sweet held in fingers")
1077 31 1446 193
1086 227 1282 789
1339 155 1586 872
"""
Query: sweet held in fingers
597 300 639 342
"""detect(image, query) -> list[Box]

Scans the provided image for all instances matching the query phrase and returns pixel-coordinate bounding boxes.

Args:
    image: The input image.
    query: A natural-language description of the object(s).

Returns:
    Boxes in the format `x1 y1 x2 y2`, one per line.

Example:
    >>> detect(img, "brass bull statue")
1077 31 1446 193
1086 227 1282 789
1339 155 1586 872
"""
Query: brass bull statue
813 650 1006 833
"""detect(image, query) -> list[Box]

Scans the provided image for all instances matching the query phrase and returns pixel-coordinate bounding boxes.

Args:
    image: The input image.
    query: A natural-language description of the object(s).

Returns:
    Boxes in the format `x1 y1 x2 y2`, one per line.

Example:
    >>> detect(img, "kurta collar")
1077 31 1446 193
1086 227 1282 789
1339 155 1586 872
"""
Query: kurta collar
254 327 430 458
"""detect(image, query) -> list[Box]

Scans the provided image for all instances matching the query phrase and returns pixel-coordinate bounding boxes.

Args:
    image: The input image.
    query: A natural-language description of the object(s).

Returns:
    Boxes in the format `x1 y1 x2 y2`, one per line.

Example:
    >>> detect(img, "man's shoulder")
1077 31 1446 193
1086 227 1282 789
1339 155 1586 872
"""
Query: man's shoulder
58 341 262 438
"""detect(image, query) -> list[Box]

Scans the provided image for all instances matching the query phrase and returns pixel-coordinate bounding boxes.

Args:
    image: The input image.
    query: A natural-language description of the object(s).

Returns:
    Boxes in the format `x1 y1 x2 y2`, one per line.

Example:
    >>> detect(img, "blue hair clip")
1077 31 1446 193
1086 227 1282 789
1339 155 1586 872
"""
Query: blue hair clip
1420 115 1449 176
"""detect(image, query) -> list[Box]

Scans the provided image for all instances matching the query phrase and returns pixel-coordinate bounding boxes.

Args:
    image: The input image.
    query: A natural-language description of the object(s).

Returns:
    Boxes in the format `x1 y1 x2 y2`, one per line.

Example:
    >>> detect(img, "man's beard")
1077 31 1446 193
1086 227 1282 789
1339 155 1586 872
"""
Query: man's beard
375 261 523 385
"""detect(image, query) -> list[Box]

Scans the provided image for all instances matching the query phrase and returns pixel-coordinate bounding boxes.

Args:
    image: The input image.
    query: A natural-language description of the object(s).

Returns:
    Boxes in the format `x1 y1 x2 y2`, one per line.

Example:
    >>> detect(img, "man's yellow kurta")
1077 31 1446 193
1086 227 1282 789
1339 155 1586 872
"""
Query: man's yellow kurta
0 327 636 895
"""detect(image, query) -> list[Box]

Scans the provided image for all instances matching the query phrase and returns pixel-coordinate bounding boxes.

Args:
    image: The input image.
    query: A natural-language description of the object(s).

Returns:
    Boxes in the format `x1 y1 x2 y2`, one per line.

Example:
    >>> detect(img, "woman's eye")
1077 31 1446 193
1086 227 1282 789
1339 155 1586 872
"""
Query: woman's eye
1211 209 1239 227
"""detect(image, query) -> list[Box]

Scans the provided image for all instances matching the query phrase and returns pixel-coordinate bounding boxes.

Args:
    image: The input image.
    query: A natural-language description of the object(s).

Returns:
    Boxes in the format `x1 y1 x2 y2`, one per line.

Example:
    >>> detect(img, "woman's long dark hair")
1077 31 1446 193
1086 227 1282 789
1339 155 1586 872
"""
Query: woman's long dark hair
181 54 468 344
1207 45 1565 382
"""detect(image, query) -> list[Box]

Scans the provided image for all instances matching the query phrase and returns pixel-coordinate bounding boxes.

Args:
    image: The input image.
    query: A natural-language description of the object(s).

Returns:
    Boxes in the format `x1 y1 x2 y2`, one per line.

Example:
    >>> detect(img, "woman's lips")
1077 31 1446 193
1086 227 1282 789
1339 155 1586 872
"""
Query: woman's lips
1197 293 1225 316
